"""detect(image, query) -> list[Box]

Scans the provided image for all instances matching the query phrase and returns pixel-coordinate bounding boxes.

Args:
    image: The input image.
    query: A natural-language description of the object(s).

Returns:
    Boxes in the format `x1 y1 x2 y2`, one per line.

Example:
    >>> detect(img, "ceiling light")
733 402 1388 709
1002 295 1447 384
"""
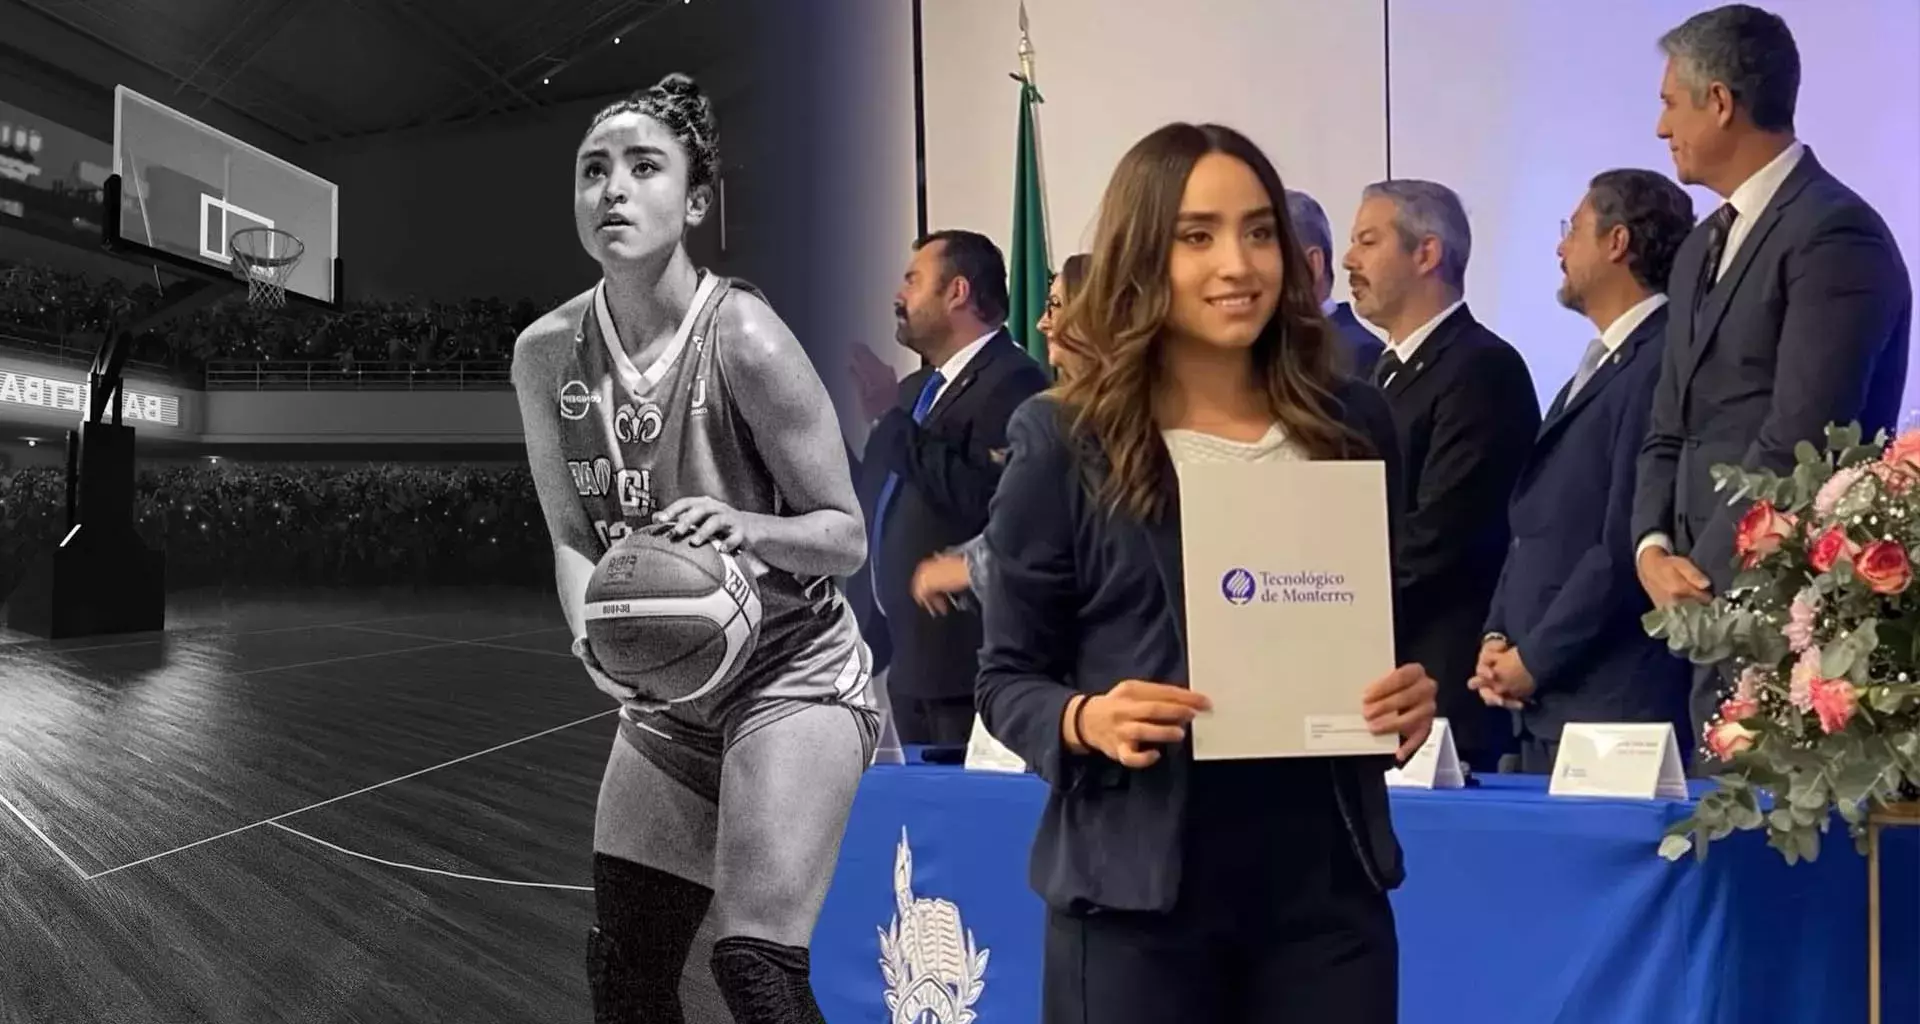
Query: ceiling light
614 36 621 44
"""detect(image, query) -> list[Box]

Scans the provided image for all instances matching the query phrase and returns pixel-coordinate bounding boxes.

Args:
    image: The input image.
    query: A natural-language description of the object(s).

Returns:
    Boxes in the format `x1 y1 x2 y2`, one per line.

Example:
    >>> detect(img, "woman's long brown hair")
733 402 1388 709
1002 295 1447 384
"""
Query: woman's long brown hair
1051 122 1370 522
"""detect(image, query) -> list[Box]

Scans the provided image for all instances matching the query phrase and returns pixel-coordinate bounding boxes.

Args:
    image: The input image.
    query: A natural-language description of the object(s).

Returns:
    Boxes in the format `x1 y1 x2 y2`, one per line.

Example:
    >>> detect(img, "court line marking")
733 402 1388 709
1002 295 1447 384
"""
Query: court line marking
82 706 620 881
0 791 92 879
337 623 574 659
267 822 592 892
231 626 564 676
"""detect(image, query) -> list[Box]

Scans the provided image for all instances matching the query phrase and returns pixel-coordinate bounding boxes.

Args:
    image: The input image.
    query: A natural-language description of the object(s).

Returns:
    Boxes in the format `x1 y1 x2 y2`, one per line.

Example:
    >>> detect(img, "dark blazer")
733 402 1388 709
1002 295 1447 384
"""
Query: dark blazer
1634 148 1913 594
860 330 1050 702
1484 304 1688 743
1329 300 1387 379
975 382 1409 914
1376 304 1540 762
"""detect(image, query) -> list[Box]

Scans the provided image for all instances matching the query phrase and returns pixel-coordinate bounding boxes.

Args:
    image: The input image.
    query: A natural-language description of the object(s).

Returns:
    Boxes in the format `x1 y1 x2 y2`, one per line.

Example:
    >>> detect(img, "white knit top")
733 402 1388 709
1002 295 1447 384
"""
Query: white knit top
1162 424 1302 467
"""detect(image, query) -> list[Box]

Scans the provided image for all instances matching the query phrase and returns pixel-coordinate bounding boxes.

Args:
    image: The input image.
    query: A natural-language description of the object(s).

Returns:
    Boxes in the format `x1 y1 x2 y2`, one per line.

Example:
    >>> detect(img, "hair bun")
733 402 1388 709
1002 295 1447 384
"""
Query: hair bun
652 72 704 102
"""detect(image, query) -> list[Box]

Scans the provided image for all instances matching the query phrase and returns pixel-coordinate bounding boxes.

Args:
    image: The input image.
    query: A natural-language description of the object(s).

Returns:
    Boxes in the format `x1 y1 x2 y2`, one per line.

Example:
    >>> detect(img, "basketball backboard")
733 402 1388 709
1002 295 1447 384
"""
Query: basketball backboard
105 86 340 309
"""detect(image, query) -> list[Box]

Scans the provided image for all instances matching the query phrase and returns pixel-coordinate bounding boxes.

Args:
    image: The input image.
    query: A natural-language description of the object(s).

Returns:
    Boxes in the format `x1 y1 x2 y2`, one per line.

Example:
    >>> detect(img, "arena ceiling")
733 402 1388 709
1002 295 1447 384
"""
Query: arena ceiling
1 0 740 145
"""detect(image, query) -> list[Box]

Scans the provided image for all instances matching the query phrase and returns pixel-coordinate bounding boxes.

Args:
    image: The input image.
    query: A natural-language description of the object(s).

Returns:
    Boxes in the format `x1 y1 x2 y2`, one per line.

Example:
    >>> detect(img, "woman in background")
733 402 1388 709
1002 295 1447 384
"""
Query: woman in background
975 122 1436 1023
909 252 1091 614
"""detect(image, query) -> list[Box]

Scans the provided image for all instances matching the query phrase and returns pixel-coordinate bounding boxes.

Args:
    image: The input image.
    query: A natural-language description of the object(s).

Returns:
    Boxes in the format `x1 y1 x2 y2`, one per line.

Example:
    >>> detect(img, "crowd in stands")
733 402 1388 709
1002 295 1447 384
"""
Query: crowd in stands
0 258 547 371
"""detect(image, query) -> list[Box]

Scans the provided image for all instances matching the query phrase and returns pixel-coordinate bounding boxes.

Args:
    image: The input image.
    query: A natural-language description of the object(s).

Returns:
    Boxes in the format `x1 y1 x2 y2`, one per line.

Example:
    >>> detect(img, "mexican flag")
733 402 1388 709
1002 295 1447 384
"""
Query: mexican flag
1008 72 1050 364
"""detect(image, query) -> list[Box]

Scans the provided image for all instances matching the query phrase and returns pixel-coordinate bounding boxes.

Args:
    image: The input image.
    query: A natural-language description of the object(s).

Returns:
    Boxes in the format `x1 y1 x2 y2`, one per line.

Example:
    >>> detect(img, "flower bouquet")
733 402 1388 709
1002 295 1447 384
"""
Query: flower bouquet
1646 423 1920 864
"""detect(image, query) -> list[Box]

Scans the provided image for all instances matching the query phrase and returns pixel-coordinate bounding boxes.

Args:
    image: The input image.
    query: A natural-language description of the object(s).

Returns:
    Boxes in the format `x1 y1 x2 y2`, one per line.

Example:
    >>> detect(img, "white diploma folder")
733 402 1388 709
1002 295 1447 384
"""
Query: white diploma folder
1179 458 1400 760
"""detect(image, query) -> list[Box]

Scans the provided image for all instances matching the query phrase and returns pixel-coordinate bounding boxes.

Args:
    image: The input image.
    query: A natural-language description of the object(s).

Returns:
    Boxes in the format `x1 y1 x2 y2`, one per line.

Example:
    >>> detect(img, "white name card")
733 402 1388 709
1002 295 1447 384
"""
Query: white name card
1548 723 1688 801
964 714 1027 773
1384 718 1464 789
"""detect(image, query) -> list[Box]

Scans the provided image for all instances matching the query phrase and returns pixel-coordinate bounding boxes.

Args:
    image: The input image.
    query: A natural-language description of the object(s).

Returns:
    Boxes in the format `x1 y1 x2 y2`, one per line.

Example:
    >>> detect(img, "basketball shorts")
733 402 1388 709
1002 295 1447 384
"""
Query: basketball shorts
616 629 879 804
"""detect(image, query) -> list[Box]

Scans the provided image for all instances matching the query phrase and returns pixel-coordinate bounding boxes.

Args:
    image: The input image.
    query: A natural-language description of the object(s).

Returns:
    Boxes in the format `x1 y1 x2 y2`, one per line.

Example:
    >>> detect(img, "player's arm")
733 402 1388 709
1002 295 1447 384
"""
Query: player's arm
512 317 600 642
710 293 868 578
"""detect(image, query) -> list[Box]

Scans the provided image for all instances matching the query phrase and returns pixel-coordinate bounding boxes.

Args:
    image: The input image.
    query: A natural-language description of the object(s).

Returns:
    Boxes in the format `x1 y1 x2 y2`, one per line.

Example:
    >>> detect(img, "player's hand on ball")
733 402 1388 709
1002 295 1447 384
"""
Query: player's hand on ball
1075 680 1212 769
1361 663 1438 761
572 635 638 703
655 496 753 554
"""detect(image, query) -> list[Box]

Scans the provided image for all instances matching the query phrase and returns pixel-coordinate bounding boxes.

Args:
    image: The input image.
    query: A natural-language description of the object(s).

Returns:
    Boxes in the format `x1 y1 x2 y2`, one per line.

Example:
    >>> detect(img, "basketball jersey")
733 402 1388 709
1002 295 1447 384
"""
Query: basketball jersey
551 272 872 720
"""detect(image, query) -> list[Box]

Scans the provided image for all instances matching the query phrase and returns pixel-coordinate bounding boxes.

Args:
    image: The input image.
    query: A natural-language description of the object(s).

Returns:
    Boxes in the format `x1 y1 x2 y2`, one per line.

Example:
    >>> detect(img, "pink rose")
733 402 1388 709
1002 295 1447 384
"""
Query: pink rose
1719 695 1760 722
1808 677 1859 734
1705 720 1757 761
1884 430 1920 476
1856 540 1913 595
1734 502 1795 569
1814 465 1868 519
1808 526 1860 574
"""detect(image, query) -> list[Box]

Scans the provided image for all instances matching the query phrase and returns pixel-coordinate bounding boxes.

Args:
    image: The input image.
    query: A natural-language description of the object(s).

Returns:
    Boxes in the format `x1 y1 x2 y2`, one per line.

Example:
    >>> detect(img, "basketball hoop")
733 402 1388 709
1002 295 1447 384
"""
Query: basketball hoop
229 226 304 308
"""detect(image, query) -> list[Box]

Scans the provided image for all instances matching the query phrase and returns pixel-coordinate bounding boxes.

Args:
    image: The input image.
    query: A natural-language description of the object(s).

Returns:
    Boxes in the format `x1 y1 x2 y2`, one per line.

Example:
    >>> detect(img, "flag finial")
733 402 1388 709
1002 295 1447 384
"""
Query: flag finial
1017 3 1036 85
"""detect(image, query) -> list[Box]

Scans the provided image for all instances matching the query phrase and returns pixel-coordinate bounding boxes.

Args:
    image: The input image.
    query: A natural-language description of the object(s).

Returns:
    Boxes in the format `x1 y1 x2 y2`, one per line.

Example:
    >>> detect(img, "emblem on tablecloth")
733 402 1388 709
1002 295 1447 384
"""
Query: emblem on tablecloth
878 827 989 1024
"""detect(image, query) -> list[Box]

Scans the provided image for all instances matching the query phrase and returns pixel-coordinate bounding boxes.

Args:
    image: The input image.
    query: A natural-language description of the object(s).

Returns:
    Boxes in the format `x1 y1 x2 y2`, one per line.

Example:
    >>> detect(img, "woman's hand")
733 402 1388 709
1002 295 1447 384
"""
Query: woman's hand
1070 681 1212 769
1361 663 1438 761
655 496 756 554
572 635 638 704
910 553 972 616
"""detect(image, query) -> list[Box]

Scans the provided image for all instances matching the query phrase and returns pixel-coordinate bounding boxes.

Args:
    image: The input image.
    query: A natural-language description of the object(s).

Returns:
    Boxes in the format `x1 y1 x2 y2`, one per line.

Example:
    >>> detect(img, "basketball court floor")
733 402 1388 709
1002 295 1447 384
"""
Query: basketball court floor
0 586 728 1022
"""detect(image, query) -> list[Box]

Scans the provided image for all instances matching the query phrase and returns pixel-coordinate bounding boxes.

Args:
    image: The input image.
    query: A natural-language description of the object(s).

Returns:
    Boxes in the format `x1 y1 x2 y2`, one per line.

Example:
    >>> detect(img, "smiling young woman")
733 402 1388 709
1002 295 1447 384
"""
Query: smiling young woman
975 122 1438 1024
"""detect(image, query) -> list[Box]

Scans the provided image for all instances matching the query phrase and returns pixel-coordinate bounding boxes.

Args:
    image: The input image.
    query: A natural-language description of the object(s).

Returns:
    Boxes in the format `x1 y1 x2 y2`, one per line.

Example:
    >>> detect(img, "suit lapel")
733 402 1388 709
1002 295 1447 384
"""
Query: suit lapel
924 329 1010 425
1537 311 1662 440
1681 152 1822 390
1383 305 1469 397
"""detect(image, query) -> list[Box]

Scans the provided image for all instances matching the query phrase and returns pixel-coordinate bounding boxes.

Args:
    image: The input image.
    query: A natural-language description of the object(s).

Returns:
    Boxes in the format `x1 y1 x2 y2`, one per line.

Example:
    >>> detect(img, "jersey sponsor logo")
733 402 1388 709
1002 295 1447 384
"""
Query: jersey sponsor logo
614 401 664 445
568 457 613 497
879 827 988 1024
558 380 599 420
690 375 709 416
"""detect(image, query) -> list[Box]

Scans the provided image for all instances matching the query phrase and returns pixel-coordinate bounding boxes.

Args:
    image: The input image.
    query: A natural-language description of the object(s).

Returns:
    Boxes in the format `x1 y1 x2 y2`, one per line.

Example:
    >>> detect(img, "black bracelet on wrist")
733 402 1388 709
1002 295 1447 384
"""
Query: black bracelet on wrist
1070 694 1091 752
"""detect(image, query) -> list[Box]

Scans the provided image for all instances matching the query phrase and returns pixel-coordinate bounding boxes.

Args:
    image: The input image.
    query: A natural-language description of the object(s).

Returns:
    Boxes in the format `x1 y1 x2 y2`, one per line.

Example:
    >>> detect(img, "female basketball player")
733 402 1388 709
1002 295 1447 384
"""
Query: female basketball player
909 252 1090 614
975 123 1438 1023
512 72 875 1024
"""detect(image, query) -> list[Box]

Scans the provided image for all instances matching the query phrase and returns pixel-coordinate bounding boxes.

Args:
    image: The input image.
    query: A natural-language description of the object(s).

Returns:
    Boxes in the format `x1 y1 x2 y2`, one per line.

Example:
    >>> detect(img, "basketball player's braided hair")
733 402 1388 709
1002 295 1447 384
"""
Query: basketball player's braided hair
587 73 720 193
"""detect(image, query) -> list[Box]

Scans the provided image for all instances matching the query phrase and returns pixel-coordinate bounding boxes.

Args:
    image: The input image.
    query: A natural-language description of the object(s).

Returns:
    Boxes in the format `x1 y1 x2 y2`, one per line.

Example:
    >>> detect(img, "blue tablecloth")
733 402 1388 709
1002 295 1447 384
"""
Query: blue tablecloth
812 765 1919 1024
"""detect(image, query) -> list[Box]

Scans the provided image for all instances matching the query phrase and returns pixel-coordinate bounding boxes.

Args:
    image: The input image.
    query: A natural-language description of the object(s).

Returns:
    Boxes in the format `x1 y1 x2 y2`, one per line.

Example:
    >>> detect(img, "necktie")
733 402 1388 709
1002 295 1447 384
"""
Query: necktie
1696 203 1737 304
869 370 947 608
1564 336 1610 403
1373 350 1404 388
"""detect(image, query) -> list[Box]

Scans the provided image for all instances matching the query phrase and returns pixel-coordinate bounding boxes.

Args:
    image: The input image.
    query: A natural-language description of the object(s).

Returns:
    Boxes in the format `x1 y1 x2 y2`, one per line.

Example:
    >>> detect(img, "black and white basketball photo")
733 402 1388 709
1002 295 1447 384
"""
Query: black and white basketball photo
0 0 910 1021
7 1 1920 1023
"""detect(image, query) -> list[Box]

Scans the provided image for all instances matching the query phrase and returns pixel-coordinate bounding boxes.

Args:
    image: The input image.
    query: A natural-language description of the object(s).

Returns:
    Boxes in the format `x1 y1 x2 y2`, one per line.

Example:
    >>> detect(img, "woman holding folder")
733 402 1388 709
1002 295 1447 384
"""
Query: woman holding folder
975 123 1437 1024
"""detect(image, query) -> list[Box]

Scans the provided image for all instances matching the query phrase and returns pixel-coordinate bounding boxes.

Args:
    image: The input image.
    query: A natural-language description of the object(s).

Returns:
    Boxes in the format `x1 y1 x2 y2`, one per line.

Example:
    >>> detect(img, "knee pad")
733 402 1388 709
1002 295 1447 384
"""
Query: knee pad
711 935 824 1024
587 854 714 1024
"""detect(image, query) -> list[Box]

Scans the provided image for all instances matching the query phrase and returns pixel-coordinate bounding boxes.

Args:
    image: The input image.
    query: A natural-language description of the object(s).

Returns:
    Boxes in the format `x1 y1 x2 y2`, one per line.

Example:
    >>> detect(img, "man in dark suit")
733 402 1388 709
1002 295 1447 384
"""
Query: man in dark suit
1472 169 1697 774
858 229 1050 744
1286 189 1386 377
1344 179 1541 771
1632 5 1913 748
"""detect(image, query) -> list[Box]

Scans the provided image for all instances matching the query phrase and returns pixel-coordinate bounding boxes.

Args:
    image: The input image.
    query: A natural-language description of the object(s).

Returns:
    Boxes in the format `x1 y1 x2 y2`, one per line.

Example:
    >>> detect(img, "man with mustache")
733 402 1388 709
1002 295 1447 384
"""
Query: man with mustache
1345 180 1540 772
1473 169 1697 773
855 230 1049 745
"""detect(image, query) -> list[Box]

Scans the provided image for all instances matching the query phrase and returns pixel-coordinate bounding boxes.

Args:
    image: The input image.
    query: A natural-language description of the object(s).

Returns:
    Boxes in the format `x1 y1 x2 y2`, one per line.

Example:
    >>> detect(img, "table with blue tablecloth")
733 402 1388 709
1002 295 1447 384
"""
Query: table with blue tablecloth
811 764 1919 1024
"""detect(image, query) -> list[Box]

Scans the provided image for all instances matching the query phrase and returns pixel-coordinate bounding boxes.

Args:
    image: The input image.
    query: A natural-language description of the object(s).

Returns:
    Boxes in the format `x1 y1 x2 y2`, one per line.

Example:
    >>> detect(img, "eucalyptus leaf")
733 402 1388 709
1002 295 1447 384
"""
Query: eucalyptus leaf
1793 826 1821 862
1795 440 1819 465
1822 641 1857 680
1657 834 1694 861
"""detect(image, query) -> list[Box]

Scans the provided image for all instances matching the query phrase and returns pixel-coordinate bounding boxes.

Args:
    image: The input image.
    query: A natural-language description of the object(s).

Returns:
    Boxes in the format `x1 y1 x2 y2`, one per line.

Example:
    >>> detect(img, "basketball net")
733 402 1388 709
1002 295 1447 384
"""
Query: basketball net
229 227 305 309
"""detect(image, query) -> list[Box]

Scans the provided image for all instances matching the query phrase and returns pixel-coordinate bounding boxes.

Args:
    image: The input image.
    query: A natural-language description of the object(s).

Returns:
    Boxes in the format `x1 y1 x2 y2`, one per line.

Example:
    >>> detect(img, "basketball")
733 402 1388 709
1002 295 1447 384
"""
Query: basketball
582 524 763 702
